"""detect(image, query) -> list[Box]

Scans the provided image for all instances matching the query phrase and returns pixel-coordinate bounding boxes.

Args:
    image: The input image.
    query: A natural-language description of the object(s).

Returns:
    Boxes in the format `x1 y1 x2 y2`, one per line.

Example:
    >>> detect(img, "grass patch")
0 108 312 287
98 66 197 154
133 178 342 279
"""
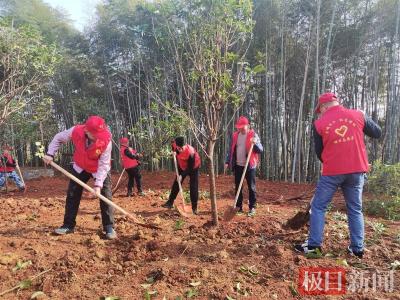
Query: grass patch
364 161 400 220
364 198 400 221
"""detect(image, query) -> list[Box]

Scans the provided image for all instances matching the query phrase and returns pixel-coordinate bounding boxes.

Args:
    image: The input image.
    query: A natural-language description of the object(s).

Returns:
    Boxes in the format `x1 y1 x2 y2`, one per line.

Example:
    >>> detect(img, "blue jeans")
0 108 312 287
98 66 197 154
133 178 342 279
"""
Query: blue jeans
308 173 365 252
0 171 25 189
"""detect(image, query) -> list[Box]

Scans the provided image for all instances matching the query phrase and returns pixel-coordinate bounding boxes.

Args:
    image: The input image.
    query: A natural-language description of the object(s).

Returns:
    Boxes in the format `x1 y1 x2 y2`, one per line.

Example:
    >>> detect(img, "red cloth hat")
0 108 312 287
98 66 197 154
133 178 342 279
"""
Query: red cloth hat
120 137 129 145
315 93 338 114
2 144 13 151
85 116 107 137
235 116 250 129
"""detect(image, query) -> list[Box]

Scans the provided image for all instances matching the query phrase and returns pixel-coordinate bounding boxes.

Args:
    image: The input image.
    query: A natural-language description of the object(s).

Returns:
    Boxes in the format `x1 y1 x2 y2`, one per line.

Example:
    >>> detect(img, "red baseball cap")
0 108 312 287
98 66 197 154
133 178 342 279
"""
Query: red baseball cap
120 137 129 145
315 93 338 114
235 116 250 129
85 116 107 136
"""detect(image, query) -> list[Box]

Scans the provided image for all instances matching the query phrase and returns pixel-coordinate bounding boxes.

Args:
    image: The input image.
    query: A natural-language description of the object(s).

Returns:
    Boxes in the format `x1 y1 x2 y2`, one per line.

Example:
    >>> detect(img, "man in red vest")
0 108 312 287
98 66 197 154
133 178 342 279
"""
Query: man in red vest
43 116 116 239
162 137 201 214
225 116 263 217
119 137 144 197
0 145 25 191
295 93 381 258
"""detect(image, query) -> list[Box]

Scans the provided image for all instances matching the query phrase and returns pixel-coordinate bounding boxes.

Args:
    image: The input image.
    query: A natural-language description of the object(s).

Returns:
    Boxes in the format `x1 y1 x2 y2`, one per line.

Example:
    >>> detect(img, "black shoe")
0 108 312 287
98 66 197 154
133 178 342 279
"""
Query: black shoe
294 240 322 255
54 226 74 235
192 209 198 215
127 191 132 197
161 202 173 209
347 246 363 258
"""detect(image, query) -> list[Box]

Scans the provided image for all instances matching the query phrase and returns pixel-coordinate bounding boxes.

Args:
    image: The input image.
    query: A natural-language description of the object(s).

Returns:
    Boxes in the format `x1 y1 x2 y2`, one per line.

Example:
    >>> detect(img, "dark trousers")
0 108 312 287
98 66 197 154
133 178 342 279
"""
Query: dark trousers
63 168 114 230
125 166 142 193
167 168 199 210
234 165 257 210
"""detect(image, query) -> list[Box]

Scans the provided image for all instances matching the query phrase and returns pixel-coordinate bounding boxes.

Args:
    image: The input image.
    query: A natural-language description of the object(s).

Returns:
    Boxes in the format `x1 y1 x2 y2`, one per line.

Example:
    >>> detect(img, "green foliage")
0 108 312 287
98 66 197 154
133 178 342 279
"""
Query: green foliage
366 220 386 245
0 18 60 126
365 161 400 220
143 290 157 300
367 161 400 196
4 0 78 44
174 219 185 231
364 198 400 221
156 0 254 128
332 211 347 222
130 102 187 167
34 141 45 158
336 259 349 267
368 221 386 236
305 248 323 259
12 260 32 272
289 282 299 296
186 288 198 298
18 279 32 290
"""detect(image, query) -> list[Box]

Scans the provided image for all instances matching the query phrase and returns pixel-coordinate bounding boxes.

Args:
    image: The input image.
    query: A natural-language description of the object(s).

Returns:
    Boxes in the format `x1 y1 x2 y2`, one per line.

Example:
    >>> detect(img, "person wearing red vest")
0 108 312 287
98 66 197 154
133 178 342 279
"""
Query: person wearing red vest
225 116 263 217
162 137 201 214
43 116 116 239
119 137 144 197
0 145 25 191
295 93 381 258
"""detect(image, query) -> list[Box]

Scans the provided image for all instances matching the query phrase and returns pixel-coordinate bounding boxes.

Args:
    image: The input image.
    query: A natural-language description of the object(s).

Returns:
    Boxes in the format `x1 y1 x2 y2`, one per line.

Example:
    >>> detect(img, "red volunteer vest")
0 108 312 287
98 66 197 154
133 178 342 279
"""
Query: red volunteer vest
177 145 201 171
71 125 111 173
120 146 139 169
230 129 259 168
315 105 369 176
0 153 15 172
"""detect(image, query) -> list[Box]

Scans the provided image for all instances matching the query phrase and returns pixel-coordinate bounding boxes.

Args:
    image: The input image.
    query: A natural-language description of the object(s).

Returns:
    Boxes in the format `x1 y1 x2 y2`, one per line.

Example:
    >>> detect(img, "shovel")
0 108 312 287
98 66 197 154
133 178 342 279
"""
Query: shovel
223 143 254 222
172 152 192 217
46 160 160 230
112 168 126 195
15 161 26 193
283 197 313 230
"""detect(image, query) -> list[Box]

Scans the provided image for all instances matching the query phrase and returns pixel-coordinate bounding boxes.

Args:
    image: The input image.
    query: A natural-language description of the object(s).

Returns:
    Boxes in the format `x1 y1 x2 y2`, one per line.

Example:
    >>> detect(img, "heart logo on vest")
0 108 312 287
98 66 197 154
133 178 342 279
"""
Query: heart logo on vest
335 125 348 137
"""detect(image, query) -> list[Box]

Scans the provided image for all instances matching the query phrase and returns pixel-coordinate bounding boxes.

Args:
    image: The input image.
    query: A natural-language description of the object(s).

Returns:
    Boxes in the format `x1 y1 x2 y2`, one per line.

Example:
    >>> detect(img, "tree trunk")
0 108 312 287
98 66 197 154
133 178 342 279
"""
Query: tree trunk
207 139 219 226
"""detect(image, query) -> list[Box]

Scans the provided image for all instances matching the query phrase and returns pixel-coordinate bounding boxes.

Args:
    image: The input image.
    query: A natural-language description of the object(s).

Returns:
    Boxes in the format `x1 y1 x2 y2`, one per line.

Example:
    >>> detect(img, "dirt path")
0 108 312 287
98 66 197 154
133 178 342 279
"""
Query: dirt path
0 171 399 299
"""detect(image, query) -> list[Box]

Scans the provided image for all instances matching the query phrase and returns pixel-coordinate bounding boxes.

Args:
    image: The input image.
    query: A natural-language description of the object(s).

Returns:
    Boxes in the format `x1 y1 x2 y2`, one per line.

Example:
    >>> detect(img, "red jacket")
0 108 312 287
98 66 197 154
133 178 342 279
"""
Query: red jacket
71 125 111 173
229 130 260 169
177 145 201 171
315 105 369 176
0 153 16 172
120 146 139 169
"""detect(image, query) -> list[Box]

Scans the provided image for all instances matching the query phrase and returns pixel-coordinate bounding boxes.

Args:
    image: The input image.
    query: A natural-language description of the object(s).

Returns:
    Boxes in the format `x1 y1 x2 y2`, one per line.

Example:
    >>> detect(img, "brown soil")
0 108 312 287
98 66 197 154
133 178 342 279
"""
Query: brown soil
0 171 399 299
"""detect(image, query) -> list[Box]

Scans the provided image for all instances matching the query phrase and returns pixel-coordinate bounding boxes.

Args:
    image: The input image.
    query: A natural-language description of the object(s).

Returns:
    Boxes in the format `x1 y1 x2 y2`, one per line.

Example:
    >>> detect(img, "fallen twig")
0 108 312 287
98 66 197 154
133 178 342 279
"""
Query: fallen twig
0 268 52 297
179 244 189 257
